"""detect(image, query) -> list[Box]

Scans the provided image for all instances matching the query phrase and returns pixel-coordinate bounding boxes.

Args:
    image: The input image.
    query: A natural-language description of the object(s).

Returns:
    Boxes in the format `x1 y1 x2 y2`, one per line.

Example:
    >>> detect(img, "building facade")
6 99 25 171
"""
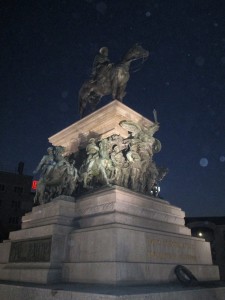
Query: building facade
186 216 225 281
0 170 34 241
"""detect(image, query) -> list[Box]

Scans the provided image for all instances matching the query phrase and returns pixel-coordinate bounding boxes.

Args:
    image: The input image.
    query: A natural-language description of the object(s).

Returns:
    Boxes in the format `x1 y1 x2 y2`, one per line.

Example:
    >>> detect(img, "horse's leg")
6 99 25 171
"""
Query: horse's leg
79 82 93 118
83 172 93 189
90 94 102 112
112 67 127 101
80 104 84 119
117 84 126 102
99 165 111 186
36 182 45 204
34 192 39 205
79 96 86 118
34 179 42 205
111 76 118 100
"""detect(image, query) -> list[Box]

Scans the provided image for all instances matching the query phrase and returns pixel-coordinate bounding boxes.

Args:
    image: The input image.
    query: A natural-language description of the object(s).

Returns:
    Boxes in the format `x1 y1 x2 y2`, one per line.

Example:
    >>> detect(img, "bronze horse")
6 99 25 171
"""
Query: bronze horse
78 44 149 118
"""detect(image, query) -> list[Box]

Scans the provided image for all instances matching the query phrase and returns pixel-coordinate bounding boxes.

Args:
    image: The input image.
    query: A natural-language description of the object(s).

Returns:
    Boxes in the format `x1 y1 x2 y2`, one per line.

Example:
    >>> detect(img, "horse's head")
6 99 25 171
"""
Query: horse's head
124 44 149 63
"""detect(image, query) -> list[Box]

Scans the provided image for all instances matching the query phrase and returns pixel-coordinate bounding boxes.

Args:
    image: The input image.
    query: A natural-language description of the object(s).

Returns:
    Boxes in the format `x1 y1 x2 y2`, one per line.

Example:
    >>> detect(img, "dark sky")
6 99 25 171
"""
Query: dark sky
0 0 225 217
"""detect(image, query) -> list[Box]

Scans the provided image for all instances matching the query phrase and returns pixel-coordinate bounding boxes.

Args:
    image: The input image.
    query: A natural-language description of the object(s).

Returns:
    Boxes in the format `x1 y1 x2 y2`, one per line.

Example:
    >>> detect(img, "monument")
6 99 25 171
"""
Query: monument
0 45 224 299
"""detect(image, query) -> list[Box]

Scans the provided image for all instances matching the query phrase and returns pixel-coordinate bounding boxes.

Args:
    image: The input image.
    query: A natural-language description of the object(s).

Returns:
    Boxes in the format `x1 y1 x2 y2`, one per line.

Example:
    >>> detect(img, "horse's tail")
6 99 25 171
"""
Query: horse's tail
78 85 86 119
78 94 83 119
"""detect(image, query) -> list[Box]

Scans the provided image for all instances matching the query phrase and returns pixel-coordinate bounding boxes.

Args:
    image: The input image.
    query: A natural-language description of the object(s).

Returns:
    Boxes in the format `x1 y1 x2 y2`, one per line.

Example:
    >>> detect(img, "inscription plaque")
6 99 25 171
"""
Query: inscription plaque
9 237 52 262
147 238 197 263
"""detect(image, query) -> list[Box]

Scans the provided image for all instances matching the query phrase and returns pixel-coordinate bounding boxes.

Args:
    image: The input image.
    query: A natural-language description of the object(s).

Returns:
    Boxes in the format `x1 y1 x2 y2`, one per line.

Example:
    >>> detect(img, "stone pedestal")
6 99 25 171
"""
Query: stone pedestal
0 197 76 284
0 187 219 285
0 101 220 296
62 186 219 285
48 100 154 154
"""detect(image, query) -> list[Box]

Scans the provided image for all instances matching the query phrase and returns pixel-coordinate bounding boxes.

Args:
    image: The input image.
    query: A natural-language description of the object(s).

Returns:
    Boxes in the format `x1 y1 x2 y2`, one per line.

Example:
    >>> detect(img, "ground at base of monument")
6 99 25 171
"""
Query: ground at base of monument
1 280 225 300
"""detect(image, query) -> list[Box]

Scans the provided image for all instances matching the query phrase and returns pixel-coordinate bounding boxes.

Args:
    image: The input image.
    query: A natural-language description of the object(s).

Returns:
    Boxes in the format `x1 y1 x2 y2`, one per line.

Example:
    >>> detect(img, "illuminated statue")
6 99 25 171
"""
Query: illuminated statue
126 145 142 192
79 138 111 189
33 113 167 205
91 47 111 80
33 147 56 179
111 145 126 186
33 146 78 205
79 44 149 118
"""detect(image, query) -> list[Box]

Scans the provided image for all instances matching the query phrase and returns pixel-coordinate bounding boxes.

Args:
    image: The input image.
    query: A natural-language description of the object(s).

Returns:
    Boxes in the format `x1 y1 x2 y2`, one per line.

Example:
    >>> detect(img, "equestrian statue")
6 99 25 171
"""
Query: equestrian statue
79 44 149 118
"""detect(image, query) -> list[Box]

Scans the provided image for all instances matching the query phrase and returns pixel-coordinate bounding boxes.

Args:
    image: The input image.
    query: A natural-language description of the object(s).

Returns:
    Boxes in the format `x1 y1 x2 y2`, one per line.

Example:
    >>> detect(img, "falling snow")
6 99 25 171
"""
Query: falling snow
199 158 208 167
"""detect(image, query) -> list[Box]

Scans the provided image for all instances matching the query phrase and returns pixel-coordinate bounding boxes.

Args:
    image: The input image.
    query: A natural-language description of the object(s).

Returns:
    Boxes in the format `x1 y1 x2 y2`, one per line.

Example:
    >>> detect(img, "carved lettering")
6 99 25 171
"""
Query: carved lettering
9 238 52 262
147 238 197 263
77 202 114 216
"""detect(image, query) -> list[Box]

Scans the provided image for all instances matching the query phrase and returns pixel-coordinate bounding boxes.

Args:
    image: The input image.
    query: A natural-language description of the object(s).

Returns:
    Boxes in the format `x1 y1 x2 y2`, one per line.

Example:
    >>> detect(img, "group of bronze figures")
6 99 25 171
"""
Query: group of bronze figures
34 120 168 205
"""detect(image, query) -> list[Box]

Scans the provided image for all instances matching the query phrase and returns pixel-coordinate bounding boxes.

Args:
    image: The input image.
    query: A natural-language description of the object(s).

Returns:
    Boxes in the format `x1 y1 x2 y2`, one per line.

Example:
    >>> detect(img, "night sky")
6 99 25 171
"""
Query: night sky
1 0 225 217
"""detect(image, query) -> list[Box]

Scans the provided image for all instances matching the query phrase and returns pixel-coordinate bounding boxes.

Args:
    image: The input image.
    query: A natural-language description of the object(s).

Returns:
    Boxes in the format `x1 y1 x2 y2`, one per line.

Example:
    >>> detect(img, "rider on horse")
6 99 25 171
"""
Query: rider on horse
79 44 149 118
33 147 56 180
91 47 111 81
